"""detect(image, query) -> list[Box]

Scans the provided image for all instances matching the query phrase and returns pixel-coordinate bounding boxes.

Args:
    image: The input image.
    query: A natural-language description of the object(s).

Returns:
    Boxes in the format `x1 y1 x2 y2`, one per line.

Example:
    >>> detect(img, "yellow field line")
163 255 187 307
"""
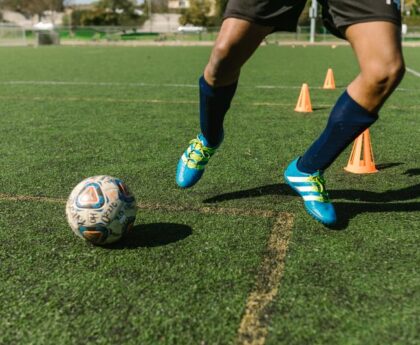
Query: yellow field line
0 193 65 204
0 192 294 344
0 193 279 218
236 213 294 345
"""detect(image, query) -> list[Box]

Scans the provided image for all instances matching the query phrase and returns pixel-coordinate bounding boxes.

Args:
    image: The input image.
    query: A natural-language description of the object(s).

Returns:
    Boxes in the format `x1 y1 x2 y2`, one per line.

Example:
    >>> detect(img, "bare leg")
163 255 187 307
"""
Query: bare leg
286 21 406 225
298 21 406 174
198 18 274 146
176 18 273 188
204 18 274 87
345 21 405 113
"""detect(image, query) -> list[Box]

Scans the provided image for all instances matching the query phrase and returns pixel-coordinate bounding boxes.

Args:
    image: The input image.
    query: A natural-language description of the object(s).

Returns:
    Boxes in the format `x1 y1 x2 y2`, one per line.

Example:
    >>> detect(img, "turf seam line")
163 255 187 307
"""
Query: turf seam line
236 212 294 345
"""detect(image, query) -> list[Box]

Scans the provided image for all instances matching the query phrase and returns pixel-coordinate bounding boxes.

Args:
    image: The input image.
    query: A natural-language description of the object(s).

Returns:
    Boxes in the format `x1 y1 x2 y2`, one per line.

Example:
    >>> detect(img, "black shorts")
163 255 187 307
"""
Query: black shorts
224 0 402 39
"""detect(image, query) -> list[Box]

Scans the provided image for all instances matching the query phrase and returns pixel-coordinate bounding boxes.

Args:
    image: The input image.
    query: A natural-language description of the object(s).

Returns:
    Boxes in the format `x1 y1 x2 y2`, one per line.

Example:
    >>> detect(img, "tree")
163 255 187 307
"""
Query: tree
77 0 142 26
1 0 64 18
151 0 168 13
96 0 136 14
179 0 213 26
414 0 420 15
215 0 228 18
401 0 420 24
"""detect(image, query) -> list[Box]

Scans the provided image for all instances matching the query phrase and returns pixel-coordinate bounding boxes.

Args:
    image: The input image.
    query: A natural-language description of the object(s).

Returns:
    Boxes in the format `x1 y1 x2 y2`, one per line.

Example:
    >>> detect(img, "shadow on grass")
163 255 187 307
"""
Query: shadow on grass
204 182 420 230
333 183 420 202
404 168 420 177
331 201 420 230
203 183 295 203
312 106 331 111
204 183 420 204
376 162 404 170
105 223 192 249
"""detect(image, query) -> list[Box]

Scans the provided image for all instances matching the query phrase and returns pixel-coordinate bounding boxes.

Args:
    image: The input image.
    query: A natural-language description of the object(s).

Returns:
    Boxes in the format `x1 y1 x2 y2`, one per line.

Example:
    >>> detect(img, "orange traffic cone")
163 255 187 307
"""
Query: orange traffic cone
344 129 378 174
323 68 336 89
295 83 313 113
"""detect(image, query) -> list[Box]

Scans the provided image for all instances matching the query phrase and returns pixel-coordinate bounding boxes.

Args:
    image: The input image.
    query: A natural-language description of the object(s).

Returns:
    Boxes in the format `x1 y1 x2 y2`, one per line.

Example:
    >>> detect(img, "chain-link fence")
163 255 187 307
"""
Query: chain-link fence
403 25 420 42
17 23 420 46
23 25 339 44
0 23 27 46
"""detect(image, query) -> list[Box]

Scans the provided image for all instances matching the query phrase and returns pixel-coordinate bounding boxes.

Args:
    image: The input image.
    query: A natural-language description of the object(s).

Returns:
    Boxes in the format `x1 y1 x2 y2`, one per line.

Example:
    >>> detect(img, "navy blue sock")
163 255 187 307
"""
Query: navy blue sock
298 91 378 173
199 76 238 147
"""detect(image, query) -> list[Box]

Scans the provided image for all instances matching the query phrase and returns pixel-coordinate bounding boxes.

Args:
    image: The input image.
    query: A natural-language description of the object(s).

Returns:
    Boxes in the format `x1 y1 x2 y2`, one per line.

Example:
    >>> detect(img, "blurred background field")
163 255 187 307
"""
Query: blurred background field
1 0 420 47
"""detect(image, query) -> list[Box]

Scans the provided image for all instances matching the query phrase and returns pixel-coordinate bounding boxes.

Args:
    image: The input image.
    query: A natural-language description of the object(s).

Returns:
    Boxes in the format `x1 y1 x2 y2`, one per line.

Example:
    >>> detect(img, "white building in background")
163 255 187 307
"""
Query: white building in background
168 0 190 10
142 13 182 32
1 10 65 29
1 11 34 28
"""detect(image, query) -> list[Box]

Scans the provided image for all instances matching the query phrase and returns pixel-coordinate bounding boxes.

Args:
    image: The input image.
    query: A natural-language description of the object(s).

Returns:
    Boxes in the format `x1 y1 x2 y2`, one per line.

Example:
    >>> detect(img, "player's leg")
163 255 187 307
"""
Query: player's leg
298 21 404 173
176 18 273 188
286 21 405 226
203 18 273 87
345 21 405 113
200 18 273 147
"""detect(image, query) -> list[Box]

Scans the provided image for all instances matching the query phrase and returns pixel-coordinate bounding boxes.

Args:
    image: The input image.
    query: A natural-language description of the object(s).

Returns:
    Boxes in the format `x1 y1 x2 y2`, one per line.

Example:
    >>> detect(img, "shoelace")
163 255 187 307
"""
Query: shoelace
185 139 216 168
309 174 330 202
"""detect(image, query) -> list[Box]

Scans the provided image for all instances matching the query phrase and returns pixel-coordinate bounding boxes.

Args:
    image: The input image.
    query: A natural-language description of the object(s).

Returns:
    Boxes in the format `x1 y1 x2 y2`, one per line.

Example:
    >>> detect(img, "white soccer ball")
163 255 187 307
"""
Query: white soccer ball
66 175 137 245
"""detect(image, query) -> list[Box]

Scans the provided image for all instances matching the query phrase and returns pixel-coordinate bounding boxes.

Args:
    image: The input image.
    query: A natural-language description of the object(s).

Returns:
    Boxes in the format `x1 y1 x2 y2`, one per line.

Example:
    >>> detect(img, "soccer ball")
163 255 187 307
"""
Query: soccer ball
66 175 137 245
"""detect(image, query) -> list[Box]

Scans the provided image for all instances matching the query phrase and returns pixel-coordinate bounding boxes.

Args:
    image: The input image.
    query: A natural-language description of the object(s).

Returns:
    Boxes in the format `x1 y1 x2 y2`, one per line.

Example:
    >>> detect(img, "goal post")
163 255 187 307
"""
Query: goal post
0 23 27 47
309 0 318 43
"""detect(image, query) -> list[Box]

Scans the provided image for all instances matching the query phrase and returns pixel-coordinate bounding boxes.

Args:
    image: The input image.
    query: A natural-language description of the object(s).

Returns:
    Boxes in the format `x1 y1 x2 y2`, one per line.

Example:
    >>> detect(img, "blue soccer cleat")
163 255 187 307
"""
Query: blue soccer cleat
176 133 219 188
284 157 336 226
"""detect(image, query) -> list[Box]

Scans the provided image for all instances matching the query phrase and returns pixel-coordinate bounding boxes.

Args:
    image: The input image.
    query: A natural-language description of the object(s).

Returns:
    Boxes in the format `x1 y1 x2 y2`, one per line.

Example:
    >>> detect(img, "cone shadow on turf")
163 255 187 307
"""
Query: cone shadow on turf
375 162 403 170
105 223 192 249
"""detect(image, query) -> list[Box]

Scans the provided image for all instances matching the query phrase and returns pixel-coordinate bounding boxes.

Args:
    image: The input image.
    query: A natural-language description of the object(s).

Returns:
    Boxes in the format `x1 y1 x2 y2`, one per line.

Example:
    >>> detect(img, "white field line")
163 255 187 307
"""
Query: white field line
0 80 197 88
0 95 418 110
0 79 418 92
0 192 282 219
406 67 420 78
0 80 303 89
0 95 313 108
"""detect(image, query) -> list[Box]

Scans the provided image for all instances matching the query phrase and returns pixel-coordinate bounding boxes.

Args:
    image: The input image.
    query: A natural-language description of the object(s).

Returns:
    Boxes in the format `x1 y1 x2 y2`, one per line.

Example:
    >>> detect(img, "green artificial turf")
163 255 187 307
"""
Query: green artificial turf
0 200 273 345
0 45 419 344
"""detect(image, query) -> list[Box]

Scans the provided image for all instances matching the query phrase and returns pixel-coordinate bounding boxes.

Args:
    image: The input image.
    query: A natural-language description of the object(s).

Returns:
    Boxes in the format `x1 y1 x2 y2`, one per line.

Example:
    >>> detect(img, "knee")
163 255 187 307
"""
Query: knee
205 41 240 86
212 40 233 65
385 59 406 88
362 58 405 95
